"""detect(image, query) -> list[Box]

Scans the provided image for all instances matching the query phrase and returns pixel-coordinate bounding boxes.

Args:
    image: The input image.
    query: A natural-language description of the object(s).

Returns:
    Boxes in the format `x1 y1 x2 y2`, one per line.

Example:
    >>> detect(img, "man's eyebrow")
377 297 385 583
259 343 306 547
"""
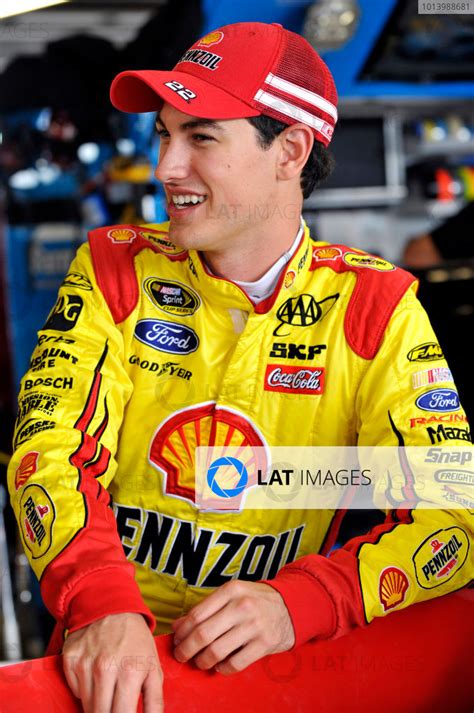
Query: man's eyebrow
155 115 224 132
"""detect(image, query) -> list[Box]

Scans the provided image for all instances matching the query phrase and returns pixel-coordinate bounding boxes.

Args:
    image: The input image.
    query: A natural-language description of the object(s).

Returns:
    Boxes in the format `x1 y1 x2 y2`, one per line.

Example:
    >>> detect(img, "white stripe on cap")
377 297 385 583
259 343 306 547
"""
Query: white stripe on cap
254 89 333 140
265 73 338 122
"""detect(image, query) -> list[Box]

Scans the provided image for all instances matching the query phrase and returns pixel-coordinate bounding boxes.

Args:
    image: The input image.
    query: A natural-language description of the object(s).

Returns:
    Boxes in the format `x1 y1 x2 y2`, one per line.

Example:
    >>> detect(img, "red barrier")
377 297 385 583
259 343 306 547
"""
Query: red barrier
0 589 472 713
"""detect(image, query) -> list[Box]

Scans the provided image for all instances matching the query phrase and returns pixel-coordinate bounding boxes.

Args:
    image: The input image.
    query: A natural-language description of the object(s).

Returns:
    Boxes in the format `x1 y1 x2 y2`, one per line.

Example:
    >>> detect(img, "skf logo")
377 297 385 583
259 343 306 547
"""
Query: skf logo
379 567 409 612
107 228 136 243
343 253 395 271
273 293 339 337
312 247 342 262
164 81 197 104
269 343 326 361
413 528 469 589
407 343 444 362
15 452 39 491
198 31 224 47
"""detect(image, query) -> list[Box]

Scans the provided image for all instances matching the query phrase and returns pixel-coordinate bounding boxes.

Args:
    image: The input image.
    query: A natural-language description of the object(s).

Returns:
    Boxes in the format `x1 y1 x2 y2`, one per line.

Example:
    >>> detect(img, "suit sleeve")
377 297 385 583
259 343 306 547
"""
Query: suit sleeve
266 282 473 646
7 242 155 636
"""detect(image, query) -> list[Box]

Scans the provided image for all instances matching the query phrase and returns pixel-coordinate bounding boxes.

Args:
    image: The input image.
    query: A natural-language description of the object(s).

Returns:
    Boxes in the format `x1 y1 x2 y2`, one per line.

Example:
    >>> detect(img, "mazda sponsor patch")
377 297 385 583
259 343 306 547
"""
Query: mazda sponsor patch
134 319 199 355
264 365 324 394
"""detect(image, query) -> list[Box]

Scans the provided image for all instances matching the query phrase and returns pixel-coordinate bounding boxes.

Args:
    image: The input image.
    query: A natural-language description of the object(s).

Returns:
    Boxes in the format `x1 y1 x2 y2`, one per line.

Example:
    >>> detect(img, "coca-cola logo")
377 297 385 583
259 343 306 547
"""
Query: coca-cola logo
264 365 324 394
416 389 460 413
134 319 199 355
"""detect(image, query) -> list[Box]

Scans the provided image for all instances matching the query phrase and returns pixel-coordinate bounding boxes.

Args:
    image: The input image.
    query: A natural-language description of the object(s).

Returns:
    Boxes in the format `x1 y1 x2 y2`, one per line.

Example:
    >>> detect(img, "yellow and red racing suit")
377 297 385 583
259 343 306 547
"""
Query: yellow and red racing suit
8 222 473 648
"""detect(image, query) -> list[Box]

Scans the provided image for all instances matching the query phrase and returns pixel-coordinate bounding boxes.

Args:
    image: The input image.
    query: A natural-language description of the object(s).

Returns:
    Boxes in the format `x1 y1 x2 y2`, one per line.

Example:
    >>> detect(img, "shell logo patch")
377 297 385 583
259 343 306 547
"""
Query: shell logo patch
107 228 136 244
312 247 342 262
197 31 224 47
284 270 296 289
19 484 55 559
15 451 40 491
379 566 409 612
149 403 267 506
343 253 395 272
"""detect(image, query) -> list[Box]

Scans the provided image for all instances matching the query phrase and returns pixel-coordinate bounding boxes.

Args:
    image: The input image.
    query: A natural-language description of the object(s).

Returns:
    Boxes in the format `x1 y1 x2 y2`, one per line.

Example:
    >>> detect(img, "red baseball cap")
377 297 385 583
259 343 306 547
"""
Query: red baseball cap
110 22 338 146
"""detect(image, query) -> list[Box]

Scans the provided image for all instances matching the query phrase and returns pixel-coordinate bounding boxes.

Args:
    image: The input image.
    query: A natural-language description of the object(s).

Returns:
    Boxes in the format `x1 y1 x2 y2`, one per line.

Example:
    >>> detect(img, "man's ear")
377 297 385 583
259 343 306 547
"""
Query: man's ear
276 123 314 182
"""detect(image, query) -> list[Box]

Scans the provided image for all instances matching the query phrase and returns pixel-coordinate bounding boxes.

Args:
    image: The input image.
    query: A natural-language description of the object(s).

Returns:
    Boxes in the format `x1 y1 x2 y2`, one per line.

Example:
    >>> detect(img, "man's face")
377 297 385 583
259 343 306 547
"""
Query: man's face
154 103 284 252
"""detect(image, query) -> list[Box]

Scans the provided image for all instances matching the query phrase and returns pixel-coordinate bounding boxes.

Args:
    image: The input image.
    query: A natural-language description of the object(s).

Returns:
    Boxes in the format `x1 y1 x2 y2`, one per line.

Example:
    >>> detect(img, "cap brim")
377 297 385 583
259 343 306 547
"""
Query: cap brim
110 70 261 120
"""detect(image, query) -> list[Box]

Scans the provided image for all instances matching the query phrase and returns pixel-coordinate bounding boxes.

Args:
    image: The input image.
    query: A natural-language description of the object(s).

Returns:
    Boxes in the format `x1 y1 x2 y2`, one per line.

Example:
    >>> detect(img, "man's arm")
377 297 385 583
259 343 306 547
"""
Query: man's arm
7 241 162 712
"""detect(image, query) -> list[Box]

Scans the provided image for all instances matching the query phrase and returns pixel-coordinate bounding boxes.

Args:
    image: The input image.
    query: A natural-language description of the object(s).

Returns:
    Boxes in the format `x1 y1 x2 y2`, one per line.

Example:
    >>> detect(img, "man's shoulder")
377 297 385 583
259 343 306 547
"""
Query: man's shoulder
86 222 187 323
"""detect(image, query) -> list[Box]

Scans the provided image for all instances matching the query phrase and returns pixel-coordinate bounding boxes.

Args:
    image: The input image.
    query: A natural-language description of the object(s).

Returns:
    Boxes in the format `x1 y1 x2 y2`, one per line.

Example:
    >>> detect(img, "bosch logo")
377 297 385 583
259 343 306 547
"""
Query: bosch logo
207 457 248 498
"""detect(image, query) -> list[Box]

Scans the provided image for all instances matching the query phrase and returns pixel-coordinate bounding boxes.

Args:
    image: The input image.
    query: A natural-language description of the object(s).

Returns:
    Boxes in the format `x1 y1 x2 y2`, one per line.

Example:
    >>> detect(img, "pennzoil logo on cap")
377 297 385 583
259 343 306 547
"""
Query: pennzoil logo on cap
107 228 136 244
343 253 395 272
197 31 224 47
379 566 409 612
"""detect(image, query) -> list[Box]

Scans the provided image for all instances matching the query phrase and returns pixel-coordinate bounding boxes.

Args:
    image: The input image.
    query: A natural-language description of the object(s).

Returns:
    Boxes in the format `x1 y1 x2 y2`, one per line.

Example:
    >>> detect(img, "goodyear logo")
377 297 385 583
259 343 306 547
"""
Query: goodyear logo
19 484 55 559
343 253 395 271
413 527 469 589
143 278 200 317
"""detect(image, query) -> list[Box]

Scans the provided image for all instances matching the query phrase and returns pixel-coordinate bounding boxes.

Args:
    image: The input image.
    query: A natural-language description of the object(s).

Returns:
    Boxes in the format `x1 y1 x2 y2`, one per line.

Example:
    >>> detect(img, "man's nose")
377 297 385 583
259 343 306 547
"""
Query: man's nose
154 140 190 184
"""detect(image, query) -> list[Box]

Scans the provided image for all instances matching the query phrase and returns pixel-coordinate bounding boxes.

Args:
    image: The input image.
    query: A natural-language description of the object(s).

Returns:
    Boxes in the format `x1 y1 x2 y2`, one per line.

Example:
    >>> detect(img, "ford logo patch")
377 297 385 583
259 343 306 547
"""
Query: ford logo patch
416 389 460 413
134 319 199 355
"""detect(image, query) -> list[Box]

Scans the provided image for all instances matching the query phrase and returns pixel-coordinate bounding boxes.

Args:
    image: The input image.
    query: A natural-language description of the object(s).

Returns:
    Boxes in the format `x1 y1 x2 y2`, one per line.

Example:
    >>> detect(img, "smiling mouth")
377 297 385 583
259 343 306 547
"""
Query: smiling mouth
171 194 207 209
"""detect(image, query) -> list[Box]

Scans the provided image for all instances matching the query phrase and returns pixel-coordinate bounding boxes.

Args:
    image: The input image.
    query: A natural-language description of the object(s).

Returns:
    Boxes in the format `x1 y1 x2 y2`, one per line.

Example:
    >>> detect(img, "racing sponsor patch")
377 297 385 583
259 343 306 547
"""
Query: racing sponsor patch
435 469 474 486
273 293 339 337
134 319 199 355
17 392 60 423
128 355 192 381
264 365 324 394
61 272 93 291
413 528 469 589
379 567 409 612
143 278 200 317
43 294 83 332
411 367 453 390
164 80 197 104
284 270 296 289
23 376 73 391
19 484 55 558
107 228 136 243
415 389 460 413
15 452 39 491
409 413 466 428
139 231 187 257
407 342 444 362
197 30 224 47
30 347 78 372
269 343 326 360
312 247 342 262
442 486 474 509
343 253 395 271
426 424 471 444
14 419 55 449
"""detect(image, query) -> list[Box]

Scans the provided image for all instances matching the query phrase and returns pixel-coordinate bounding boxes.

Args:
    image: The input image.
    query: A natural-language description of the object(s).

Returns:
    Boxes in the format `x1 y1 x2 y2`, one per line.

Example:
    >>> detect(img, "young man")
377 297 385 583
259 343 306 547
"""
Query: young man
8 22 472 713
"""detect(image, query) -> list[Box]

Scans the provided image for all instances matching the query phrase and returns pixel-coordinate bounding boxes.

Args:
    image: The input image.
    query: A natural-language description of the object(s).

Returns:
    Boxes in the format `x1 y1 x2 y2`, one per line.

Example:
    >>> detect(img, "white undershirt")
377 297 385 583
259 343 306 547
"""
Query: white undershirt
232 222 304 304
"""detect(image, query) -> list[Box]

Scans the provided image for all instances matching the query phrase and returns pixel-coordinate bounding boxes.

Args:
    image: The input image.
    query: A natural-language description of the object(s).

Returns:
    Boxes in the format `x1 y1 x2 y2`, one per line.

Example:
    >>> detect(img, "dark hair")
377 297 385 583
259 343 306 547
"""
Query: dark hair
247 115 335 199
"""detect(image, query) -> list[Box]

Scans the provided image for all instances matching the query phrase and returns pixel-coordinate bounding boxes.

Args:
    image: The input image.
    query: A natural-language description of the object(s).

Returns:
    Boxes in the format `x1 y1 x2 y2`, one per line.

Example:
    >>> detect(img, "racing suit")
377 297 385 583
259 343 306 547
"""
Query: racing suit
7 221 473 649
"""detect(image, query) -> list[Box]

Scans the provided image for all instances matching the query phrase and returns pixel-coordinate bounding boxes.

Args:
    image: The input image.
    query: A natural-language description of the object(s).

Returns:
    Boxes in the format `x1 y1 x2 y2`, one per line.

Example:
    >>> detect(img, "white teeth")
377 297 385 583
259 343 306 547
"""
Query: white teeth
171 194 206 207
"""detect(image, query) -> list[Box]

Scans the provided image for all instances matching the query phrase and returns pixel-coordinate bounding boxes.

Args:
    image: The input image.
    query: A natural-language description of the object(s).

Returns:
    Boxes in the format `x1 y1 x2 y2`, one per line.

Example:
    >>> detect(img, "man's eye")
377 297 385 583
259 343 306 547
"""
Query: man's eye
193 133 214 142
156 129 170 139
